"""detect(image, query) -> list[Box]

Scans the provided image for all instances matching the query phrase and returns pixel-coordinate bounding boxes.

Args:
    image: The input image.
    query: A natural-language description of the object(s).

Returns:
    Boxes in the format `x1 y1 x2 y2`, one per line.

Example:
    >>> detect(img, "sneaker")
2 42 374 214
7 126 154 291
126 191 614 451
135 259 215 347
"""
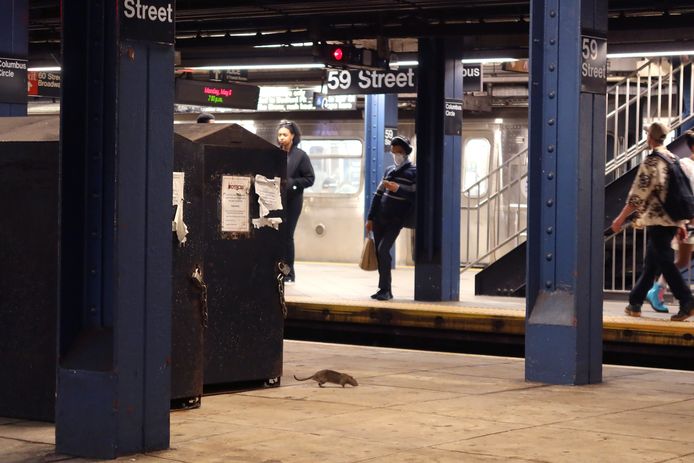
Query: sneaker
671 299 694 321
646 283 669 313
624 304 642 317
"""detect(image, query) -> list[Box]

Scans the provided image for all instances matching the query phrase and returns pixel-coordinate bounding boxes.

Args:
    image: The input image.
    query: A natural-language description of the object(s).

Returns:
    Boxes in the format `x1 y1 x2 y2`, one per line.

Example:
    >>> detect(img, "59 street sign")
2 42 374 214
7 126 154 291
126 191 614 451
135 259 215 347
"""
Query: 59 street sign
326 68 416 95
580 35 607 94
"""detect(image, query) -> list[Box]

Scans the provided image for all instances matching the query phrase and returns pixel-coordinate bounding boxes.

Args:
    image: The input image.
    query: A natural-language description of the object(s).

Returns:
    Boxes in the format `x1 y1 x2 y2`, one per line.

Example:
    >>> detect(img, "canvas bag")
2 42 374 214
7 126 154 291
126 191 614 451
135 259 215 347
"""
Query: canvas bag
652 150 694 221
359 235 378 271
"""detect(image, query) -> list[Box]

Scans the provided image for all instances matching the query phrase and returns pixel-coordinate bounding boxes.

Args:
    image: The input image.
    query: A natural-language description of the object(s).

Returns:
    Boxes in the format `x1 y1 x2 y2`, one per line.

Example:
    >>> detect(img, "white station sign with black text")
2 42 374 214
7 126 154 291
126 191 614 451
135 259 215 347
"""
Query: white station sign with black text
120 0 175 44
326 68 417 95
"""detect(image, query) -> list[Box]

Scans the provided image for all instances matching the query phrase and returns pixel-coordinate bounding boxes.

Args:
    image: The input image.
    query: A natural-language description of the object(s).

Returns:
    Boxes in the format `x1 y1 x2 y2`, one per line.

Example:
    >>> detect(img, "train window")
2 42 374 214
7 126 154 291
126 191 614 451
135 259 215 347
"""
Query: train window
462 138 491 197
299 139 363 195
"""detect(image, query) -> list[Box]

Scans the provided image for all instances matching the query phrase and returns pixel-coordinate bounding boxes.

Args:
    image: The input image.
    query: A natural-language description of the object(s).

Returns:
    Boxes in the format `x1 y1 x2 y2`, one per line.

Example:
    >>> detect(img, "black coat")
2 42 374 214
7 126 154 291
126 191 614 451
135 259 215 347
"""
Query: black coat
286 145 315 201
367 161 417 223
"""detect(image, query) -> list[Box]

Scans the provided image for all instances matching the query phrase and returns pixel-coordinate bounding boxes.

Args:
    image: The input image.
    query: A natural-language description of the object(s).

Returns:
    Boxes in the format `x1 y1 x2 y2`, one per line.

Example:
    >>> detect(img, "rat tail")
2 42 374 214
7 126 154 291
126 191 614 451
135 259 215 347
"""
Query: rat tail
293 374 312 381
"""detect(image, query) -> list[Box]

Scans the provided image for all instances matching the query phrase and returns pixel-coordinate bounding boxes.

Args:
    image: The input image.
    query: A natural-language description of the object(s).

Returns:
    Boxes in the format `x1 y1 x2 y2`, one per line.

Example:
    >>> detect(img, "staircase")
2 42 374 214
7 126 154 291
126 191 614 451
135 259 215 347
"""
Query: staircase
469 57 694 296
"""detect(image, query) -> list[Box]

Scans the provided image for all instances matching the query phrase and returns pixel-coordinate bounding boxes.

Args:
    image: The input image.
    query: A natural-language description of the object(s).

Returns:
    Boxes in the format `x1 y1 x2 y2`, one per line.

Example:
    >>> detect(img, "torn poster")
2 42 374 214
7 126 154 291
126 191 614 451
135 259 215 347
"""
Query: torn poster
252 217 283 230
172 172 188 245
221 175 251 233
254 175 283 217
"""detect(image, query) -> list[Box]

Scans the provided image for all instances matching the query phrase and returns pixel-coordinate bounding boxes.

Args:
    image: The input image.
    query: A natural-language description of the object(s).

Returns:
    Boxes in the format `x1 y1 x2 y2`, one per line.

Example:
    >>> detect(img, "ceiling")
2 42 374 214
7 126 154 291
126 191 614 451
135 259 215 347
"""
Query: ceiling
26 0 694 84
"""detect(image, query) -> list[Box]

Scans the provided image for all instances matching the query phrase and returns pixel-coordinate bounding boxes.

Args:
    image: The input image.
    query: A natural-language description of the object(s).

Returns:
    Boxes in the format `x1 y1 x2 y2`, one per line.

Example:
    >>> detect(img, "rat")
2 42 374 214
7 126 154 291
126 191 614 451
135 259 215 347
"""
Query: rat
293 369 359 387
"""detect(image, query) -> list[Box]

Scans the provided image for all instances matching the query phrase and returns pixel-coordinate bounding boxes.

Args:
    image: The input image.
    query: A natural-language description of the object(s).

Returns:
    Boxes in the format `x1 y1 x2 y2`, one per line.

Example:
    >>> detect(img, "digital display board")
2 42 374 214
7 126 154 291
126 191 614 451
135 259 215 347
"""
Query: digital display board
175 79 260 110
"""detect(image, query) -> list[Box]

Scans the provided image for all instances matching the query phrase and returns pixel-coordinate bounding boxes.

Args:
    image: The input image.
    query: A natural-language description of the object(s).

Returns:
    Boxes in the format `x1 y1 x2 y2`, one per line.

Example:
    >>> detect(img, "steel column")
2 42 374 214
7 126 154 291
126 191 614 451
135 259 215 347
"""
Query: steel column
0 0 27 116
364 93 398 219
414 38 462 301
364 94 398 265
56 1 173 458
526 0 606 384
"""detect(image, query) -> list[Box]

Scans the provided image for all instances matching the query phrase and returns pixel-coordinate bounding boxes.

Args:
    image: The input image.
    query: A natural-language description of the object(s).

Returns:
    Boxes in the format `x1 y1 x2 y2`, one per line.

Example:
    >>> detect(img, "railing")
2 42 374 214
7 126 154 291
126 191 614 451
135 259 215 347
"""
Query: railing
604 225 694 294
604 226 647 293
603 57 694 293
460 148 528 271
605 58 694 180
460 57 694 277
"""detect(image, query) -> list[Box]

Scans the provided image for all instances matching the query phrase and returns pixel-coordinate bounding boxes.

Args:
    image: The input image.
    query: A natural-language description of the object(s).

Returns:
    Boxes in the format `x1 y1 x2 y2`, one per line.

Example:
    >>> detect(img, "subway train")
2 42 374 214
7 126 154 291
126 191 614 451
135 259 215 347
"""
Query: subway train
199 108 530 268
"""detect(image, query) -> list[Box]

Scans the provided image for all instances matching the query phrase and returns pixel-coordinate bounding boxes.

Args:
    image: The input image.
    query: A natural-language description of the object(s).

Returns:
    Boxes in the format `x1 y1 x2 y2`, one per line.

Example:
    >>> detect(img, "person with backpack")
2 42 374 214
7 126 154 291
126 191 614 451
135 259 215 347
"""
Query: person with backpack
365 135 417 300
611 122 694 321
646 130 694 314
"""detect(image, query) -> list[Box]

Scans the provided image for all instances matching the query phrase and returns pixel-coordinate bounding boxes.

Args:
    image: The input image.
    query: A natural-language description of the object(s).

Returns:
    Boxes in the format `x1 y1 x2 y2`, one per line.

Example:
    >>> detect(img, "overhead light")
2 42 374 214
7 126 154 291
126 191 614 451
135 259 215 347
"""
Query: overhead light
189 63 326 71
607 50 694 59
397 60 419 67
461 58 518 64
254 42 313 48
28 66 61 72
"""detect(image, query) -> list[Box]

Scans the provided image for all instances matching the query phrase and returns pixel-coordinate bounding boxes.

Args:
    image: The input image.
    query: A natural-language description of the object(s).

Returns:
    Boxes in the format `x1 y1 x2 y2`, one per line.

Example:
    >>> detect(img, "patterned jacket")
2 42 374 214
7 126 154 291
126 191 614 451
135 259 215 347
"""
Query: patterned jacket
628 147 685 227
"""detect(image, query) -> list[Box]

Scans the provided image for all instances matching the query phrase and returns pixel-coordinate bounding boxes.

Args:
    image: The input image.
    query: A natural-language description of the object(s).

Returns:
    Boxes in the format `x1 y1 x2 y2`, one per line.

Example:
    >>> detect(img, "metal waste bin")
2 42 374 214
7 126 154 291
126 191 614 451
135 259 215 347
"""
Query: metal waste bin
174 123 286 388
0 117 60 421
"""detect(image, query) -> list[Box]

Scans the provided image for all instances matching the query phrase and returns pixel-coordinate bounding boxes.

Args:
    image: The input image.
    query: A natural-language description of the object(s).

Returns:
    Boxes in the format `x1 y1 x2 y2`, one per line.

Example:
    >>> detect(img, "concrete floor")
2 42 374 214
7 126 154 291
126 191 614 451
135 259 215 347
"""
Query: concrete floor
3 340 694 462
285 262 684 321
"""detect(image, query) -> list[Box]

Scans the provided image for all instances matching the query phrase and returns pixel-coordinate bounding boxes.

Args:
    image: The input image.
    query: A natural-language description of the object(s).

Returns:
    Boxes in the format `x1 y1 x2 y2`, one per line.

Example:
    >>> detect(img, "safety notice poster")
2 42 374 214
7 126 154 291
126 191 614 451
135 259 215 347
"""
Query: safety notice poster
221 175 251 233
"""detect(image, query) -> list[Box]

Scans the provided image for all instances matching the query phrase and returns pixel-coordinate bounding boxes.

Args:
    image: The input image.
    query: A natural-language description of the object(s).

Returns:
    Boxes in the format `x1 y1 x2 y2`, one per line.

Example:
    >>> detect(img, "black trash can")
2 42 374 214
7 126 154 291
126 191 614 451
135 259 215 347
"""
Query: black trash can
0 116 60 421
174 123 286 388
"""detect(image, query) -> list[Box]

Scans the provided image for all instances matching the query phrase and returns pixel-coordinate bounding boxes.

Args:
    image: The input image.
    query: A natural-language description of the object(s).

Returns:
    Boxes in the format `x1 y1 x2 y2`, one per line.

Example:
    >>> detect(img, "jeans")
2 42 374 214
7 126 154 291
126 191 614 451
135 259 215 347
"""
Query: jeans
630 226 693 306
284 194 303 280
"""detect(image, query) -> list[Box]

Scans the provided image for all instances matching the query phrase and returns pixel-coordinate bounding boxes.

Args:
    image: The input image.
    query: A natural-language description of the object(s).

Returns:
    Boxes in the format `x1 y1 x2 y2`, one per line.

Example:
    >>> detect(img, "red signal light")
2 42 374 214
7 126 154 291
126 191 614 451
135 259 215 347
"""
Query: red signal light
332 47 344 61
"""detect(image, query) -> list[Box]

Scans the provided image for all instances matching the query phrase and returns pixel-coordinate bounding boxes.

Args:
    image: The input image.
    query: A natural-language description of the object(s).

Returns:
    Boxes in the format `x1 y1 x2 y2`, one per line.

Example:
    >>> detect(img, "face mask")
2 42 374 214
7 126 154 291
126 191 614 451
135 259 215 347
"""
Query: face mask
392 153 406 166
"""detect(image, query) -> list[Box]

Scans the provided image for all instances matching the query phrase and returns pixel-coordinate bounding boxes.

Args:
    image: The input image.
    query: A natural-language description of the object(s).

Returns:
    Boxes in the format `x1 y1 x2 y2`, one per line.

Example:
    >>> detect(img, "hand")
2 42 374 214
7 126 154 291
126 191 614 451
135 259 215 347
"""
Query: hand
382 180 399 192
678 225 687 241
365 220 373 234
610 217 623 234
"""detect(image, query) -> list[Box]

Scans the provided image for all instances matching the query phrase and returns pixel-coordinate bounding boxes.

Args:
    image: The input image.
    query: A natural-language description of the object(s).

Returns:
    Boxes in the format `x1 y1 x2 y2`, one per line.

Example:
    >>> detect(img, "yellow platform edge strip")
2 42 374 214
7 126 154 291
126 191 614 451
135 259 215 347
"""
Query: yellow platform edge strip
286 300 694 347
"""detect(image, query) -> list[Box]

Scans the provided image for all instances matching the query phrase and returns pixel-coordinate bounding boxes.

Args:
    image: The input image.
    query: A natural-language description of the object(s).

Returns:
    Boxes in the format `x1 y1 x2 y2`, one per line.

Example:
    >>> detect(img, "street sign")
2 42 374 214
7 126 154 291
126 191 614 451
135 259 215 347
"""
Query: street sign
580 35 607 94
326 68 416 95
120 0 175 44
0 57 27 104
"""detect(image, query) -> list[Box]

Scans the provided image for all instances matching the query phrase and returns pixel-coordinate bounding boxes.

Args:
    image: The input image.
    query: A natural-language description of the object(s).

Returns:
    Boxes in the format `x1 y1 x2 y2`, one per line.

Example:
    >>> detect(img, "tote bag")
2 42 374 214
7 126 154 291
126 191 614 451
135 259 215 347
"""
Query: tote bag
359 236 378 271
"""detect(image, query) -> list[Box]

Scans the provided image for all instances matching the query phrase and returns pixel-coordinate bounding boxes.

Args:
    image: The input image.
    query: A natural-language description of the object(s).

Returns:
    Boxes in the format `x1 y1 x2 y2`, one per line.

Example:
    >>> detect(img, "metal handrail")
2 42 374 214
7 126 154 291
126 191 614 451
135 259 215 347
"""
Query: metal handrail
460 56 694 277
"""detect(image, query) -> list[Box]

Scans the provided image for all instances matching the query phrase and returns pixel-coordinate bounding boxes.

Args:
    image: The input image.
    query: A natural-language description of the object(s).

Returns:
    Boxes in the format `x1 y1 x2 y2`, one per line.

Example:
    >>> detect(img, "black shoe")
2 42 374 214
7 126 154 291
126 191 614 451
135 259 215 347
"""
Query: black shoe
372 290 393 301
624 304 642 317
671 299 694 321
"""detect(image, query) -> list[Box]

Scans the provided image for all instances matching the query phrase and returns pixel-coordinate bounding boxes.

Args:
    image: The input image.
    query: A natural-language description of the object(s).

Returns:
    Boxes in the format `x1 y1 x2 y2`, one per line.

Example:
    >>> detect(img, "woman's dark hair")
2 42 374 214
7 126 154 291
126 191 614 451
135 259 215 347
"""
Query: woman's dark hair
685 130 694 150
196 112 215 123
277 119 302 147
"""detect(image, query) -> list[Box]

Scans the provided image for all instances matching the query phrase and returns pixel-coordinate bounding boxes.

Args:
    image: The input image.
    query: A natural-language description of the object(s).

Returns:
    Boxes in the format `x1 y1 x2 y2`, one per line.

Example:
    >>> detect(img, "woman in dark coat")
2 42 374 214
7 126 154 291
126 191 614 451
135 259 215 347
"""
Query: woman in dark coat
277 120 315 283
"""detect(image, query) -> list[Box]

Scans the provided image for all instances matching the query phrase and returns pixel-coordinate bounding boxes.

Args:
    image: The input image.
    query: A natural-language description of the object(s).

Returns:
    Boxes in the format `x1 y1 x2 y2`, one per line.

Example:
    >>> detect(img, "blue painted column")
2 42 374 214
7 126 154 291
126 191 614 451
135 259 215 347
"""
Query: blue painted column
56 1 173 458
364 93 398 219
0 0 27 116
526 0 606 384
364 94 398 265
414 38 462 301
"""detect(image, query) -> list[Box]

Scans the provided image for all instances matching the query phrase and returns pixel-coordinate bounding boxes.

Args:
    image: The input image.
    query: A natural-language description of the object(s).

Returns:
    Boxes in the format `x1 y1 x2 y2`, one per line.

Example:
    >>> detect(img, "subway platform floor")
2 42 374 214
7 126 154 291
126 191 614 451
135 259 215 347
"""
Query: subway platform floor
2 340 694 462
285 262 686 322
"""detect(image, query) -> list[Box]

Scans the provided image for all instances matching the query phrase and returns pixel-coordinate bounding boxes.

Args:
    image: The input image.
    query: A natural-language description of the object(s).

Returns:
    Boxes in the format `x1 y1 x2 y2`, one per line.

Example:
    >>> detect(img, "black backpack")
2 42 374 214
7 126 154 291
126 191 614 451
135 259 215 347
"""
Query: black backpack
652 150 694 221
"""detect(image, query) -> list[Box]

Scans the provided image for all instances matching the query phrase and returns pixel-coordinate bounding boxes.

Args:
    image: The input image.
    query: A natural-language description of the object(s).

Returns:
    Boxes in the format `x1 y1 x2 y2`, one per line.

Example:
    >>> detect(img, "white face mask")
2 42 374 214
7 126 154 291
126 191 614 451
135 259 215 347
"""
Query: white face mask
392 153 407 166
